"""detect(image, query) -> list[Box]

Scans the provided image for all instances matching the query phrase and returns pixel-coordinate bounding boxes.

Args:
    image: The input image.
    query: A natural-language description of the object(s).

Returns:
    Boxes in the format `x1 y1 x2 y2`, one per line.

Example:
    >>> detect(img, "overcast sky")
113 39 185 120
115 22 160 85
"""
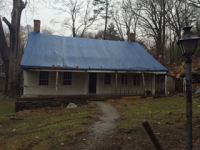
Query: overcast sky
1 0 153 46
1 0 104 37
0 1 64 35
21 3 66 36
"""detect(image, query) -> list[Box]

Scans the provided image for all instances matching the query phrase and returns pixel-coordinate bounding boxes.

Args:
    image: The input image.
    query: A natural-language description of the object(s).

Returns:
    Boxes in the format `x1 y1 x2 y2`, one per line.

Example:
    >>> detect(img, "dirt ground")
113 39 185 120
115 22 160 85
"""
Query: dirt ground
67 100 200 150
68 101 120 150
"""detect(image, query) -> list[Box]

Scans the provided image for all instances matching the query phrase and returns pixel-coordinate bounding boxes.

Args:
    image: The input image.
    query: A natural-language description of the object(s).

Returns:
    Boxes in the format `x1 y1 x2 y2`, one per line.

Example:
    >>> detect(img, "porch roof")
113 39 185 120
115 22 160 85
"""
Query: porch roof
21 32 168 73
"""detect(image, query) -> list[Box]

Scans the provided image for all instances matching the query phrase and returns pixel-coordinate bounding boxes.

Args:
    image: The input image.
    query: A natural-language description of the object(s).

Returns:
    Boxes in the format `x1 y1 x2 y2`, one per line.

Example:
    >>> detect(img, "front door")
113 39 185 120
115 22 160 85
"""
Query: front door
89 73 97 93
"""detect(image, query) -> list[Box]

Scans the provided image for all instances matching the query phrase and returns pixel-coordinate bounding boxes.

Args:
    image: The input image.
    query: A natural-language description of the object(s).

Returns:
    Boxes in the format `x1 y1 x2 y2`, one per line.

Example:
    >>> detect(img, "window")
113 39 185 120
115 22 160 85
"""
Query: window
104 73 111 84
63 72 72 85
133 74 140 85
121 74 127 85
39 71 49 85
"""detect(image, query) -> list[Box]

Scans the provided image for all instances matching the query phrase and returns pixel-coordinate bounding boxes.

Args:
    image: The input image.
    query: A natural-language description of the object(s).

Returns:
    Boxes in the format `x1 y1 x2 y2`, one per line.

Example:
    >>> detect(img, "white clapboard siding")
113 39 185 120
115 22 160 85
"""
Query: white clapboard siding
23 71 156 97
23 71 87 97
97 73 152 96
23 71 57 96
115 74 145 96
57 72 87 95
97 73 115 95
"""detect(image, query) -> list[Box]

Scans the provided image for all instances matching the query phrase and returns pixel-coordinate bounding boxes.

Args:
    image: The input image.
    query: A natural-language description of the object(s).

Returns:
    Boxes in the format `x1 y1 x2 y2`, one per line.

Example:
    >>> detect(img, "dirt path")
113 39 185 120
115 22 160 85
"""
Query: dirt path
68 101 120 150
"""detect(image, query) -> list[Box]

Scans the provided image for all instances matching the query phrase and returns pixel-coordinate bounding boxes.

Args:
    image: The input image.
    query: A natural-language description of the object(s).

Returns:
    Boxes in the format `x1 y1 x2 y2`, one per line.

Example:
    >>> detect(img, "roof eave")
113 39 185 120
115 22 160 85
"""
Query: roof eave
20 66 168 74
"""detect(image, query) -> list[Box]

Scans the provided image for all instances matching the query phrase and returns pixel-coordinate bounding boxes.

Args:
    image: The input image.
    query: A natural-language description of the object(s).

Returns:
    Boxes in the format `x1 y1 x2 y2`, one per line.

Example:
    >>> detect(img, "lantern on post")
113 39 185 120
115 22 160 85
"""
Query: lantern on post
177 25 200 150
178 26 199 58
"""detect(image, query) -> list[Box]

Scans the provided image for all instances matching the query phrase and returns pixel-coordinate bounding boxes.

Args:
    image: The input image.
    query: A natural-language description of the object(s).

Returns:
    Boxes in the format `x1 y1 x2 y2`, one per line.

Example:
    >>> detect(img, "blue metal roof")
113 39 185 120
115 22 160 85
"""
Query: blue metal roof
21 32 168 72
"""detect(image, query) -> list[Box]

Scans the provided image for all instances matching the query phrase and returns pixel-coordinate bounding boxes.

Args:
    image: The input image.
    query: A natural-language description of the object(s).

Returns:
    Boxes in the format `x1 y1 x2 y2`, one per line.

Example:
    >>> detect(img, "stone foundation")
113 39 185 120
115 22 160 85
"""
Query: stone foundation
15 100 87 112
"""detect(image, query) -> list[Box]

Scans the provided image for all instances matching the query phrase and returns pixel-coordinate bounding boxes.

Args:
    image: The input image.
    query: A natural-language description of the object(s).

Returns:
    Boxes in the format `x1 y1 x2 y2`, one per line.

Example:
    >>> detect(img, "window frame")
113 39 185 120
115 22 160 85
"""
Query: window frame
133 74 140 86
121 74 128 85
39 71 49 86
63 72 72 85
104 73 111 85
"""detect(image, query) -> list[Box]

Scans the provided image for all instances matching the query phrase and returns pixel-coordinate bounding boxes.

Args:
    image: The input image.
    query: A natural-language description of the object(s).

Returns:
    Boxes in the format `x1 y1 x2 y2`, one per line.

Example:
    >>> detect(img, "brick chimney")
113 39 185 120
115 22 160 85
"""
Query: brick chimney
127 33 135 42
33 20 40 32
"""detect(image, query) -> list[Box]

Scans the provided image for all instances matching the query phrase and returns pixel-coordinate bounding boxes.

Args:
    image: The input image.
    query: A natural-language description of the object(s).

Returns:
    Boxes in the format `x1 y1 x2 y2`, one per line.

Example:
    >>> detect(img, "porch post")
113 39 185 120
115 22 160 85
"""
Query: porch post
87 72 89 97
142 73 146 96
152 74 156 96
165 75 168 96
115 72 118 97
23 71 26 96
128 73 130 95
55 71 58 97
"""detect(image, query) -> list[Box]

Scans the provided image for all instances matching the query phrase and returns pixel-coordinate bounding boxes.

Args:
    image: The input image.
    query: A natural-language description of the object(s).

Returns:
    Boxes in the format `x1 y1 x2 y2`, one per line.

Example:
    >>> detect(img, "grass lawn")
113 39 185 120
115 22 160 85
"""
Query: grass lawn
108 97 200 150
1 96 200 150
0 99 99 150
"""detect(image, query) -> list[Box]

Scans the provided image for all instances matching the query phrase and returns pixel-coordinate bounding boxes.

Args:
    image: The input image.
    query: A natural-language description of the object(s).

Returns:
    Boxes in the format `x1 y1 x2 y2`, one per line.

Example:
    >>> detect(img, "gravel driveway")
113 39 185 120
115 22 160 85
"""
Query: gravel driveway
69 101 120 150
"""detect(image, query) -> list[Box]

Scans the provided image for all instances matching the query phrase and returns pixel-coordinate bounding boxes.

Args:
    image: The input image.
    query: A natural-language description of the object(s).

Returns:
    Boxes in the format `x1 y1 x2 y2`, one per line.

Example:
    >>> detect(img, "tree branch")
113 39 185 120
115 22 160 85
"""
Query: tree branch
2 17 14 33
188 0 200 8
24 0 28 7
21 0 28 9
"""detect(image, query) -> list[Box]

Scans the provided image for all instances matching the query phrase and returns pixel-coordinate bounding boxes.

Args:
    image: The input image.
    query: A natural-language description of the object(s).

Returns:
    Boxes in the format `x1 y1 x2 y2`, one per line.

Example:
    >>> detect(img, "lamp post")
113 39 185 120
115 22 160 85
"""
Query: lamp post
177 26 200 150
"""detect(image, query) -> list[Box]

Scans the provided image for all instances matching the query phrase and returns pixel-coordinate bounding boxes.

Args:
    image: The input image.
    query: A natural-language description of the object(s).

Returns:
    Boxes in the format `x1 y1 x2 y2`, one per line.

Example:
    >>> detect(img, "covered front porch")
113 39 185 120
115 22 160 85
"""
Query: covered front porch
22 69 168 98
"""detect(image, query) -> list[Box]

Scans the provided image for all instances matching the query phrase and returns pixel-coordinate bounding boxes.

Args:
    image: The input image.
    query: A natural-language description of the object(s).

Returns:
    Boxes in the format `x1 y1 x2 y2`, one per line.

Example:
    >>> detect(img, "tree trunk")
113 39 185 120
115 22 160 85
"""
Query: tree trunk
0 18 9 92
103 0 108 40
162 0 166 64
1 0 27 97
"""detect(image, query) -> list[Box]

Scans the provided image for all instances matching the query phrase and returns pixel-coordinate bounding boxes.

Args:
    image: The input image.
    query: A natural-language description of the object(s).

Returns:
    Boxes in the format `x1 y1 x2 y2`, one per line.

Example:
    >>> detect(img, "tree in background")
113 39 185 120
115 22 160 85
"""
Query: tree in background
110 0 141 41
93 0 113 40
0 0 27 96
94 30 104 39
41 26 54 35
51 0 82 37
188 0 200 8
187 0 200 59
135 0 166 62
51 0 98 37
165 0 198 64
0 0 10 15
93 23 120 41
20 24 33 60
105 23 120 41
1 0 200 97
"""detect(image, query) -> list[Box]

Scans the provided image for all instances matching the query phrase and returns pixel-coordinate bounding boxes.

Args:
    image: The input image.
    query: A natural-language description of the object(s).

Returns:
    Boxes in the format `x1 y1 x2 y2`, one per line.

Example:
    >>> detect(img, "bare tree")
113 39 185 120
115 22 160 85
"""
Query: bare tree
165 0 198 64
134 0 166 61
0 0 11 15
0 0 64 96
122 0 141 35
20 24 33 51
51 0 98 37
188 0 200 8
93 0 114 40
110 0 142 41
78 0 99 37
166 0 198 39
0 18 9 93
0 0 27 96
41 26 54 35
110 5 125 41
